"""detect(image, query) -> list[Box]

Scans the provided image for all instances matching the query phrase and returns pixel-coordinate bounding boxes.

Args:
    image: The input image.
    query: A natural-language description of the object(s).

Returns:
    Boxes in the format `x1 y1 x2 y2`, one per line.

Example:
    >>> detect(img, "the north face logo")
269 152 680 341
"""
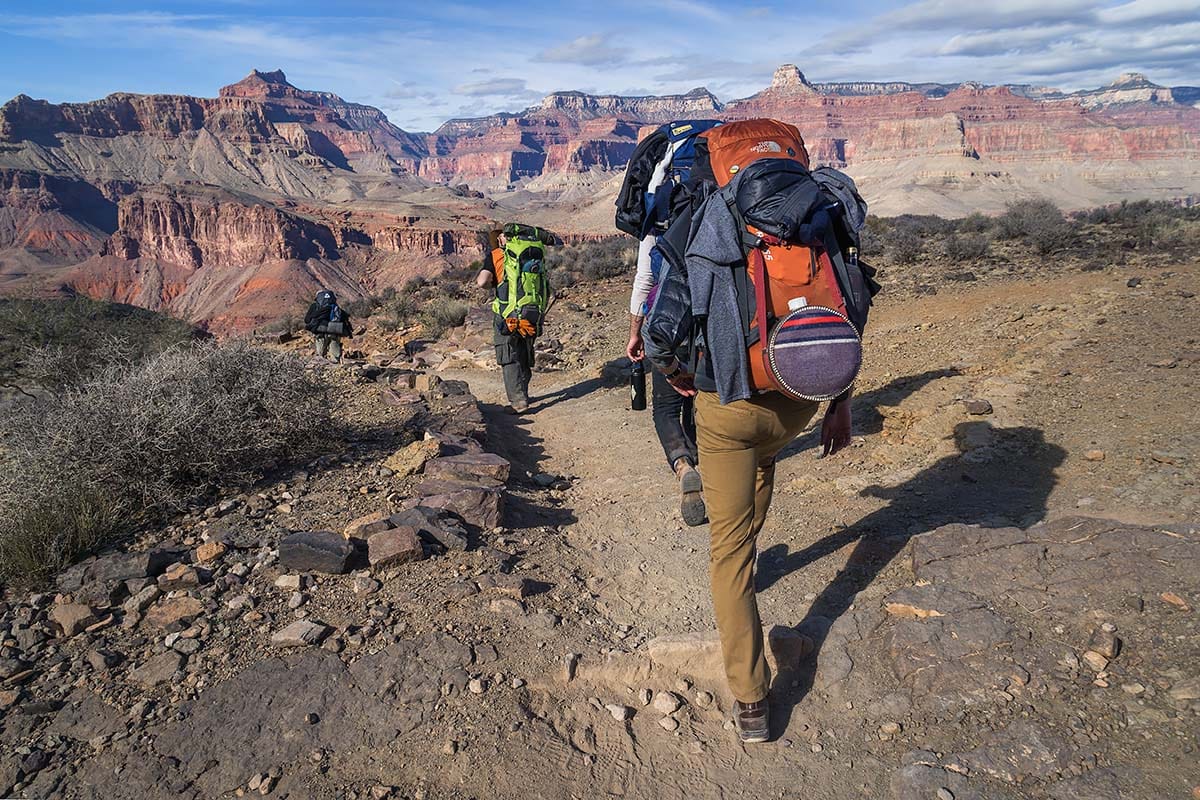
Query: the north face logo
749 140 783 153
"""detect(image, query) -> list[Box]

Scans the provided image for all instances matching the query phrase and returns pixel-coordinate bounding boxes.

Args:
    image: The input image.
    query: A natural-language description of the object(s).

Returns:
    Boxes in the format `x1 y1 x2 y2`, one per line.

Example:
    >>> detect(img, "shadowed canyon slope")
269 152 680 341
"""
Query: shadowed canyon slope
1 66 1198 330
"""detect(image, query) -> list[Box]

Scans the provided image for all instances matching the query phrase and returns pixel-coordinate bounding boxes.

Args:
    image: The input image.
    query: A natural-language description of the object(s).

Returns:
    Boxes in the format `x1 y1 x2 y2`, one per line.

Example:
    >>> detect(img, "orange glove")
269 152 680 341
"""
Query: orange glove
505 317 538 337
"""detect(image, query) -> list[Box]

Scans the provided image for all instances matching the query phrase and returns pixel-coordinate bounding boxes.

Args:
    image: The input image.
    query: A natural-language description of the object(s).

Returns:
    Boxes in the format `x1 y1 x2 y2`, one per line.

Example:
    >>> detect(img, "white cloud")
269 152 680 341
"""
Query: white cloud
537 34 629 66
1098 0 1200 24
453 77 534 97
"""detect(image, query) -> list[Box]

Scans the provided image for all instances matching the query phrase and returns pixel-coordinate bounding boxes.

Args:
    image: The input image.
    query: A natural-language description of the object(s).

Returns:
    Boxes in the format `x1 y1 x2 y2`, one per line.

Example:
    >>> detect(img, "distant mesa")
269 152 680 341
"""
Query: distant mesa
219 68 344 104
770 64 817 93
0 62 1198 333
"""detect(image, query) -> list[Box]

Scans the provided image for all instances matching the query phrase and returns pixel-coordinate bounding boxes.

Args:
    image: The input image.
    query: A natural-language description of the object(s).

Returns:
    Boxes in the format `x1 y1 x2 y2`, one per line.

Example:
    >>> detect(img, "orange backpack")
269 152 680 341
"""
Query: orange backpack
700 119 852 395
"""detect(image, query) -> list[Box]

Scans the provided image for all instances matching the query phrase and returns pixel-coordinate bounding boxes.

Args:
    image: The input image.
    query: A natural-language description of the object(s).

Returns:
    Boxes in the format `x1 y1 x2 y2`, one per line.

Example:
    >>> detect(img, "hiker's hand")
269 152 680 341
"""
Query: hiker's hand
821 400 852 457
627 314 645 362
626 331 645 362
665 370 697 397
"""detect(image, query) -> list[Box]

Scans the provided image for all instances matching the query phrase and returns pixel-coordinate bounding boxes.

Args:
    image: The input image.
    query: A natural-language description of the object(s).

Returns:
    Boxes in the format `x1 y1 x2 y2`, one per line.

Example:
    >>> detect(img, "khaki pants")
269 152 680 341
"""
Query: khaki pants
695 390 818 703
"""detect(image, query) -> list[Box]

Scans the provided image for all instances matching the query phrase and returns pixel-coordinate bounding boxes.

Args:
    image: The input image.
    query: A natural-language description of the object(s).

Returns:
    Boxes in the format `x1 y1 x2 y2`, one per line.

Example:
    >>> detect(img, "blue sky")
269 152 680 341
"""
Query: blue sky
1 1 1197 131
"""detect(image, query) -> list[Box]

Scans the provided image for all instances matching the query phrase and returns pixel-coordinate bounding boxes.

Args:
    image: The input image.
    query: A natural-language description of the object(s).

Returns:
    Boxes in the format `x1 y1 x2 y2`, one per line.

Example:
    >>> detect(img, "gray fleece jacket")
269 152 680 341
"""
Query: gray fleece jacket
644 191 753 404
682 194 754 403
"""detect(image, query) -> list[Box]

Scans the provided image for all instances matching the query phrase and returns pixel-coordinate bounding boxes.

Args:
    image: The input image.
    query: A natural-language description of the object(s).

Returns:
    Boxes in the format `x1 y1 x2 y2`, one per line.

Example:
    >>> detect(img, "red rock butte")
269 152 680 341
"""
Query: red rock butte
0 66 1197 330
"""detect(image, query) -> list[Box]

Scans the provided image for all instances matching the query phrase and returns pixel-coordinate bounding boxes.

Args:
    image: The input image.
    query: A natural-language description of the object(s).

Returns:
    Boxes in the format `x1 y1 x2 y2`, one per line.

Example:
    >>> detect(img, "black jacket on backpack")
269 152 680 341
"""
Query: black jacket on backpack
304 302 353 337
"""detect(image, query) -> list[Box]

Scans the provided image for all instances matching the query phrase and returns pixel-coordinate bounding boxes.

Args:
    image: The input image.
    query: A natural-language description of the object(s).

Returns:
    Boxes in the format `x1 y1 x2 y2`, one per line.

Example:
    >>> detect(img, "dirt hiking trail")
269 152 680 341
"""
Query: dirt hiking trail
421 266 1199 799
1 265 1196 800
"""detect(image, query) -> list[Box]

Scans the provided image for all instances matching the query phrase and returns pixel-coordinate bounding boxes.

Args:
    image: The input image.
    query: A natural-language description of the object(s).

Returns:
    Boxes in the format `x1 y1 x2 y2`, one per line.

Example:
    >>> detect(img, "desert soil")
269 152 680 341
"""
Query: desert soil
1 260 1197 799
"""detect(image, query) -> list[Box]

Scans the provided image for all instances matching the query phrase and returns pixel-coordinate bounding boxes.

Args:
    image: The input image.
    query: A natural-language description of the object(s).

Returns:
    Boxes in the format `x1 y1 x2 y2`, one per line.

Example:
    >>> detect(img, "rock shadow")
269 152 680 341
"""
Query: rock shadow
760 422 1065 739
477 401 577 530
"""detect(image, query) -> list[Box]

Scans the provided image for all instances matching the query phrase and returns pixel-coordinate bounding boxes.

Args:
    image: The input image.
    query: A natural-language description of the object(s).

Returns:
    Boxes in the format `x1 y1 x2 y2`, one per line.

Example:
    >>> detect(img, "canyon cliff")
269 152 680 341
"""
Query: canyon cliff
1 66 1197 330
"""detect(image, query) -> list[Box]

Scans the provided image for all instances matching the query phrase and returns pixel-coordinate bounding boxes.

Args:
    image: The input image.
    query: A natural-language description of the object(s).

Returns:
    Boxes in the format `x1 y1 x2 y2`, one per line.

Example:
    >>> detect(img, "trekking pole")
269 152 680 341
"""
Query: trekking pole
543 276 557 321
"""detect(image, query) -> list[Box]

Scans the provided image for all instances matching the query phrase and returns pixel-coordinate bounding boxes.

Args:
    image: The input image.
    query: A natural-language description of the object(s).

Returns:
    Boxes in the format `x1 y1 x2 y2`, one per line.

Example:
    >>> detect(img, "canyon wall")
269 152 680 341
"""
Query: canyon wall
2 65 1198 329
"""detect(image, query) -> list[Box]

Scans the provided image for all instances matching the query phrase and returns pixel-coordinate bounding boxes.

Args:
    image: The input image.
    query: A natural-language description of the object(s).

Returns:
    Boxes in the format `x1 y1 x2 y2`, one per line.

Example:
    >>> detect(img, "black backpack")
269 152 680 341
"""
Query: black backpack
614 120 721 238
314 291 347 336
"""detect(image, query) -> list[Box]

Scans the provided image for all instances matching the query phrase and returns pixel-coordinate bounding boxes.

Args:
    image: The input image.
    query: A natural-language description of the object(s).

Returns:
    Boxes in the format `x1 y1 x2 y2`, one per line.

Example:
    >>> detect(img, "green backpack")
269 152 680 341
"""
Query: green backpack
492 223 558 335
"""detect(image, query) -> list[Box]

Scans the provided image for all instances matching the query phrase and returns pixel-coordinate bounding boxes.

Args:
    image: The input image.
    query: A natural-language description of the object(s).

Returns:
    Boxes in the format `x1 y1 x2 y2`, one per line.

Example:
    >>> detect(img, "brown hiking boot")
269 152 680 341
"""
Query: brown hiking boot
674 458 706 527
733 699 770 743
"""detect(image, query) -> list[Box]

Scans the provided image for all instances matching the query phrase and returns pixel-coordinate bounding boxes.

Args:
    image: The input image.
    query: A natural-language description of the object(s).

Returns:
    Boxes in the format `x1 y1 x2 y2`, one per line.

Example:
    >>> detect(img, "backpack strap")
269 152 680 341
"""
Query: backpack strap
821 225 868 333
748 248 777 389
722 190 762 347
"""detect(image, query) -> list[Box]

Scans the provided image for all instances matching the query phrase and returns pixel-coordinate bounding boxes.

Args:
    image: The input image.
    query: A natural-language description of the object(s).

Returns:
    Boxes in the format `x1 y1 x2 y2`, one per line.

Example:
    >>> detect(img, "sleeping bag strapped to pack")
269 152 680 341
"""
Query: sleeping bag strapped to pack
314 290 348 337
614 120 721 238
701 119 878 401
492 223 560 337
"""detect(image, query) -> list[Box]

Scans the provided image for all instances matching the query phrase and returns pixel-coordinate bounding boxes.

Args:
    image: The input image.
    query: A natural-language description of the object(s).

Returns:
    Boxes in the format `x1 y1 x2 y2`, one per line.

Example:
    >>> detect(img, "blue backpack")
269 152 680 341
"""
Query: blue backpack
615 119 721 238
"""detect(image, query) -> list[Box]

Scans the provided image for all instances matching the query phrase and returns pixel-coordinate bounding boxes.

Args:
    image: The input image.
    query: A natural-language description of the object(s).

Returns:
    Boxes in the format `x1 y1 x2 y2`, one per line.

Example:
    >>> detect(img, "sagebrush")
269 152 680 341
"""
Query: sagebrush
0 340 330 585
0 296 197 392
420 297 470 338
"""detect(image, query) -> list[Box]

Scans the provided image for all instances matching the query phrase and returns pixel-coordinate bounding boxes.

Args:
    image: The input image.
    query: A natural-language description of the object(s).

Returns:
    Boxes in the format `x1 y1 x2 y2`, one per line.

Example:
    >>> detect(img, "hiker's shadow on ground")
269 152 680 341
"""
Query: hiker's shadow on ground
777 367 962 462
478 401 577 530
761 421 1065 740
526 357 628 413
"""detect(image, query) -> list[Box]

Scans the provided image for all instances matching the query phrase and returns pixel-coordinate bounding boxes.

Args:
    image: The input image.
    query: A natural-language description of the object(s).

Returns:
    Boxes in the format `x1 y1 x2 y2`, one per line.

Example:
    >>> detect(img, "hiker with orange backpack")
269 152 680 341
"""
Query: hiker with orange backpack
644 119 879 743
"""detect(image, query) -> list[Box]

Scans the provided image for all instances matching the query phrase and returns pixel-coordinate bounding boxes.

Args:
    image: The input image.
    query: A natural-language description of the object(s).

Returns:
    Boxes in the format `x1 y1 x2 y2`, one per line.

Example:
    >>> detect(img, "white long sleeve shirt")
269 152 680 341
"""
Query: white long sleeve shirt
628 139 683 316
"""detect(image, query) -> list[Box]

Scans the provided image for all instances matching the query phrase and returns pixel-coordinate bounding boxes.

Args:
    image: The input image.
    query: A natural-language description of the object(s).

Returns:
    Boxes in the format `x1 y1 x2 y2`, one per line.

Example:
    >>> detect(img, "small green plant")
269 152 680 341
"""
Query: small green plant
0 489 126 587
342 297 377 319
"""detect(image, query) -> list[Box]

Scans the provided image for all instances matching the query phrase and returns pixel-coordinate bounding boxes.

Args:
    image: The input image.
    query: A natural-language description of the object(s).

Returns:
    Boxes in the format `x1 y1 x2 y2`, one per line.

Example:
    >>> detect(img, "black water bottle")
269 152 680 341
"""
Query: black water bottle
630 361 647 411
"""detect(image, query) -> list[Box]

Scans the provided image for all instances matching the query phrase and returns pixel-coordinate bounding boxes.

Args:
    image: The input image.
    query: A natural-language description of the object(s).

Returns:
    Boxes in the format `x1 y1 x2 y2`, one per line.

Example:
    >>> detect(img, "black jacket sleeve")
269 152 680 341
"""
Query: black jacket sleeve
643 215 693 374
304 303 322 332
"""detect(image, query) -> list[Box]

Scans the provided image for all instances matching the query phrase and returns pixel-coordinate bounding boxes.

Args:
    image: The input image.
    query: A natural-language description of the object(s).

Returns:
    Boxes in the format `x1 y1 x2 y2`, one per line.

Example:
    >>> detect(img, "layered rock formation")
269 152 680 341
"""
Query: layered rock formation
417 63 1200 218
537 87 722 121
2 65 1199 328
0 169 118 264
102 189 339 267
0 71 503 330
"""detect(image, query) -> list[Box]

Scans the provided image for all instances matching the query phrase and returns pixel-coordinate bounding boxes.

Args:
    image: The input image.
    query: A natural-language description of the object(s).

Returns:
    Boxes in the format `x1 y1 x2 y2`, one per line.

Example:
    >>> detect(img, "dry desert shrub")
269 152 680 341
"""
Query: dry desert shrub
944 233 992 260
419 296 470 338
0 296 197 393
996 198 1071 254
0 340 330 585
545 237 637 283
887 228 924 264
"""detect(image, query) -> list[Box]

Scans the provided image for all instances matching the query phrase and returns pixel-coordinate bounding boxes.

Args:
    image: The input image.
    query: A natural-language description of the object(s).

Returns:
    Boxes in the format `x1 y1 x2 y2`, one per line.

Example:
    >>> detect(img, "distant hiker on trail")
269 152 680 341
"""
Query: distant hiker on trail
618 119 722 528
643 119 880 744
475 223 561 412
304 289 353 363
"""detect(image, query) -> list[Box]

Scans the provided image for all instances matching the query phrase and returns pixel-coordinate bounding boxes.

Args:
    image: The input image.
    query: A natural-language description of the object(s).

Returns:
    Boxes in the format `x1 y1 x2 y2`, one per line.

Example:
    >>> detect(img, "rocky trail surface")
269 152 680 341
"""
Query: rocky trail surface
0 262 1197 799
